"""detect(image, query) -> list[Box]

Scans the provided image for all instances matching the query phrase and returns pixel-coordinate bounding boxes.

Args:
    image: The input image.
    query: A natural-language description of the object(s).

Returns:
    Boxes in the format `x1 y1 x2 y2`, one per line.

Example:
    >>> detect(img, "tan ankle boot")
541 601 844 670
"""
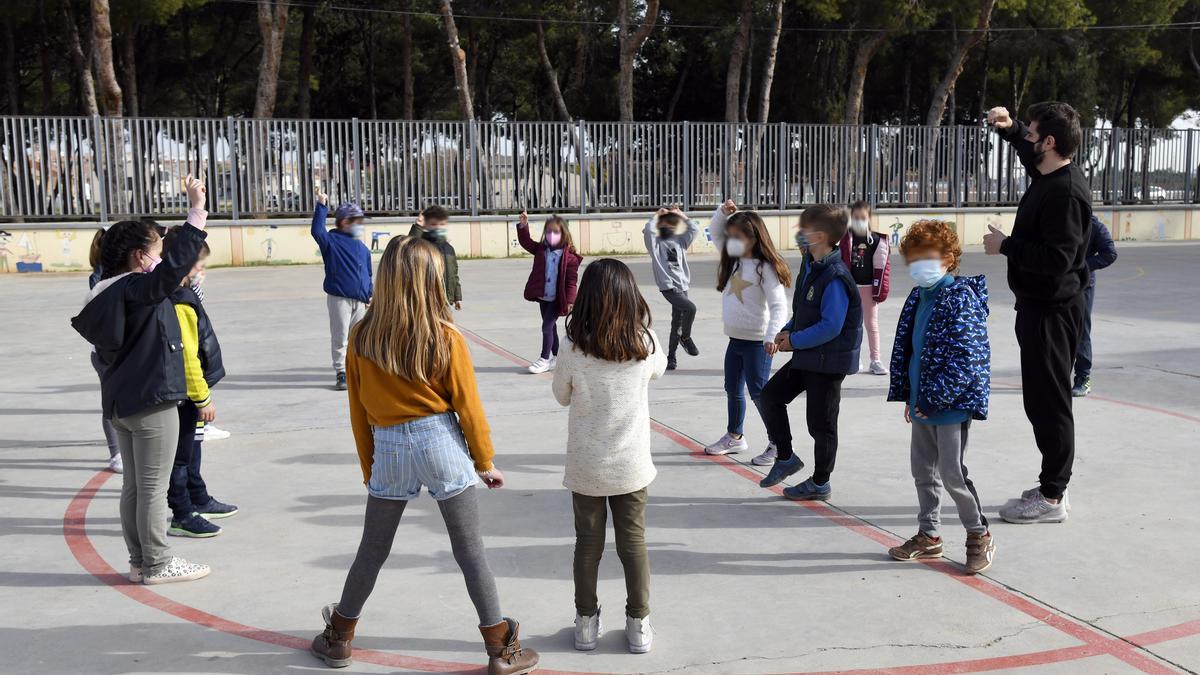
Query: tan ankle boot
311 603 357 668
480 617 539 675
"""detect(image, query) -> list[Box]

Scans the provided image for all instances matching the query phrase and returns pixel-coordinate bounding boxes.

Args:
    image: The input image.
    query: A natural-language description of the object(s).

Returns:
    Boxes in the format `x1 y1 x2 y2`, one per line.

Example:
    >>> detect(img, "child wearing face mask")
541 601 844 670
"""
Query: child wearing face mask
886 220 994 574
313 189 373 391
516 211 583 374
704 200 791 465
643 206 701 370
840 201 891 375
409 204 463 311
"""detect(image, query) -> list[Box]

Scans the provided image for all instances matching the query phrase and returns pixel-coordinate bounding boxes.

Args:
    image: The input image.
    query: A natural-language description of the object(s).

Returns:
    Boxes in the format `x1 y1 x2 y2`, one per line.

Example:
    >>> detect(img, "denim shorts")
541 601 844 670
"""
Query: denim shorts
367 412 479 501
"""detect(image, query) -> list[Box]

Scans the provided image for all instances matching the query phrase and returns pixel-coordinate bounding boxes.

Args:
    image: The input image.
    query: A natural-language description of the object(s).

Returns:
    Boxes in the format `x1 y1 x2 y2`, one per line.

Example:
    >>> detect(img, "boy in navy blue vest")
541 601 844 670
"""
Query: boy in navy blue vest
312 189 373 391
757 205 863 501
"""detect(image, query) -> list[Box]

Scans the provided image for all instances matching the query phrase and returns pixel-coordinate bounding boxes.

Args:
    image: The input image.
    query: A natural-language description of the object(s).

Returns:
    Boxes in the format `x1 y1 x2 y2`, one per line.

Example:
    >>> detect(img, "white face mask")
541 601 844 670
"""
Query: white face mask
725 238 748 258
850 219 869 236
909 259 946 288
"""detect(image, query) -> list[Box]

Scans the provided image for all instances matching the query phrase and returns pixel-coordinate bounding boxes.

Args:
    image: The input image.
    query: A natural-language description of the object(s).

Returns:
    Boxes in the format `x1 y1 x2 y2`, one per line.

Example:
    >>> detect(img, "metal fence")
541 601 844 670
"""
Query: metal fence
1 115 1196 221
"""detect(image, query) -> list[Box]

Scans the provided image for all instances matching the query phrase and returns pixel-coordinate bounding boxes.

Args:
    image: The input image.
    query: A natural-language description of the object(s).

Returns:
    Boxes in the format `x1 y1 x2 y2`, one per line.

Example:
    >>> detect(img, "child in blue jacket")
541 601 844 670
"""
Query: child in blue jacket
886 220 995 574
312 189 372 391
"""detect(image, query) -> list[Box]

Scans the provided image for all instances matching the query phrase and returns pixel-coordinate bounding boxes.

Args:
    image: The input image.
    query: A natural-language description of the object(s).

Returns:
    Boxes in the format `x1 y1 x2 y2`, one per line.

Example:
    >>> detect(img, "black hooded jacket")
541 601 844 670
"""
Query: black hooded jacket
72 223 208 419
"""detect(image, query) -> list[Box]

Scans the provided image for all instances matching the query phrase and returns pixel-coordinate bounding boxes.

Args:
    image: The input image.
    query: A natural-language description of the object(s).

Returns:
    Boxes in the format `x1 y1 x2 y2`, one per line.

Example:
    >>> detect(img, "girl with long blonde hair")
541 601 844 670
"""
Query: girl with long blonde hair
311 236 539 675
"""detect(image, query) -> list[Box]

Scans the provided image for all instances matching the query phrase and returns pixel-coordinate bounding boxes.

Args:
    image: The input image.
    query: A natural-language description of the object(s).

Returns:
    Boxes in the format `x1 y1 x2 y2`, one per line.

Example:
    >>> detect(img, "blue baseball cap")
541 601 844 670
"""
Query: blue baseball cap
334 202 365 221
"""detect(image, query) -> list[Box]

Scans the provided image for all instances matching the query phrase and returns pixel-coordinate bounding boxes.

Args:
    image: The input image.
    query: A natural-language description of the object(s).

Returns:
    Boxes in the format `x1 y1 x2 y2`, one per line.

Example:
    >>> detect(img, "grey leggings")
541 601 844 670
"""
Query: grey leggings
90 352 119 459
337 486 502 626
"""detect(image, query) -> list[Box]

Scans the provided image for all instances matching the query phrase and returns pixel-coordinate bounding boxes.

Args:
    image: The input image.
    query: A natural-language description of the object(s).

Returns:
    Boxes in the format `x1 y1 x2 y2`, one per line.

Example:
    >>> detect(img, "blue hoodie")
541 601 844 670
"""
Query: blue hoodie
311 203 372 302
887 275 991 421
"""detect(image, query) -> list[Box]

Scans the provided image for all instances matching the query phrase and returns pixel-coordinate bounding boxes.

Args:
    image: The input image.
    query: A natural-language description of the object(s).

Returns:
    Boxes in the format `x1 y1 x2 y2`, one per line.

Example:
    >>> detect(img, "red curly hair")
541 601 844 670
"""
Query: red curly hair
899 220 962 273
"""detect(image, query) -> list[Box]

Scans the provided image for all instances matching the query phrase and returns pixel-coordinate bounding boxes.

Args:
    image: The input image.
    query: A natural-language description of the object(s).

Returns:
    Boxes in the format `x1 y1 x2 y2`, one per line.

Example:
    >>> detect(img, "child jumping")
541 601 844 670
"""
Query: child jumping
643 206 700 370
408 204 463 310
516 210 582 374
312 189 372 391
757 205 863 501
163 231 238 538
311 236 538 675
704 200 791 465
553 258 667 655
886 220 995 574
841 200 891 375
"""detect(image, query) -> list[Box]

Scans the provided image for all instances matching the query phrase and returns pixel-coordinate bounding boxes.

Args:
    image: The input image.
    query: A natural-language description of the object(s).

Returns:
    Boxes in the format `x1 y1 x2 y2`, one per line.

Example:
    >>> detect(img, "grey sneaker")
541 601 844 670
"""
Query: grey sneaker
143 556 211 585
574 608 601 651
1021 486 1071 512
750 442 777 466
704 432 749 456
626 615 653 654
1000 492 1068 524
128 564 143 583
869 360 888 375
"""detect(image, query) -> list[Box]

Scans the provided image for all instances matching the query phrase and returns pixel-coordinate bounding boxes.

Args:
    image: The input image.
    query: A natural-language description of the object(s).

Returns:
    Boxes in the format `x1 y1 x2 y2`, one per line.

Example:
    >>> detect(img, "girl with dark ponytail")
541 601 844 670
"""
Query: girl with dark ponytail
72 175 215 586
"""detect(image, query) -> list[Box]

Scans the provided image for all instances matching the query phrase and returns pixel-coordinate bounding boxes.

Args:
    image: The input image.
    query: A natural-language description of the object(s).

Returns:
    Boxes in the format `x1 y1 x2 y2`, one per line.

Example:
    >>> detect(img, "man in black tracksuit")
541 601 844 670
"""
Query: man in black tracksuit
984 102 1091 525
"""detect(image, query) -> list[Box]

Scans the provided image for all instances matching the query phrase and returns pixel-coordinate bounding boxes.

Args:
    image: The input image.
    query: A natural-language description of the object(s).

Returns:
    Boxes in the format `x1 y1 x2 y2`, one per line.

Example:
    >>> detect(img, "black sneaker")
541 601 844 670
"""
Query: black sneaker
335 371 348 391
666 359 677 371
168 512 222 538
1071 377 1091 397
195 498 239 519
679 336 700 357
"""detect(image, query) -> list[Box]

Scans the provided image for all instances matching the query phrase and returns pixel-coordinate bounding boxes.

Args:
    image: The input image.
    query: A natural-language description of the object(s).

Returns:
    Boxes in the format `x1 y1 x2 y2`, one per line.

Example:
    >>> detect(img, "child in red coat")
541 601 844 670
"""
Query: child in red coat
841 200 892 374
516 211 583 374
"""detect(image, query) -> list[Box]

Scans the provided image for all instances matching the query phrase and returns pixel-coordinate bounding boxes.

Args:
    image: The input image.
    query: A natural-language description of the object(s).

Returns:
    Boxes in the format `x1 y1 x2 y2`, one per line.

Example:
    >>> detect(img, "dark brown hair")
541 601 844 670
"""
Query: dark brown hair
1026 101 1081 160
565 258 655 362
849 200 871 214
89 229 105 270
543 215 575 253
421 204 450 224
657 213 685 231
716 210 792 292
900 219 962 273
163 227 211 258
799 204 849 243
99 220 160 278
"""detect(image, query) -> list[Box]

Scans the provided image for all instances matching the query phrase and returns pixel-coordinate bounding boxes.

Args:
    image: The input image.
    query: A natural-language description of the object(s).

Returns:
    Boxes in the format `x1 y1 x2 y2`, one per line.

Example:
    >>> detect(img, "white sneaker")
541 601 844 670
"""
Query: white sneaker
751 442 778 466
869 360 888 375
204 425 232 441
1000 492 1068 524
548 356 558 371
1021 486 1071 512
107 455 123 474
574 608 601 651
704 432 749 456
527 357 552 374
142 556 211 585
128 564 143 583
626 615 653 654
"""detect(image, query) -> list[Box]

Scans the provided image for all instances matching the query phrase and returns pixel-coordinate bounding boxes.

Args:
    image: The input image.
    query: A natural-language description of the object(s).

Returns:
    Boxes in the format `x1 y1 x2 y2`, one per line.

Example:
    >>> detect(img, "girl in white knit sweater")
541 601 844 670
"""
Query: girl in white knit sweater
703 200 792 466
552 258 667 656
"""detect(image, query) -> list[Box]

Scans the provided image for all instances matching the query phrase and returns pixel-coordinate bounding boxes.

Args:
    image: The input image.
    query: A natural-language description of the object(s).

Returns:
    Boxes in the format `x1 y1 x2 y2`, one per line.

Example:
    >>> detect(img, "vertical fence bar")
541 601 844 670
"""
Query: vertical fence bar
576 119 587 215
92 115 109 222
1185 128 1195 204
776 121 786 209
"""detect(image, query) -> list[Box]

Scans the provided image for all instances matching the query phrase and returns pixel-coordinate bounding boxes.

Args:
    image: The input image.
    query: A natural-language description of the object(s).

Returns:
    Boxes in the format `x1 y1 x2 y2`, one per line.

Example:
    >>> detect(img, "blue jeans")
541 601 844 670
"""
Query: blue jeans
724 338 773 436
167 401 212 521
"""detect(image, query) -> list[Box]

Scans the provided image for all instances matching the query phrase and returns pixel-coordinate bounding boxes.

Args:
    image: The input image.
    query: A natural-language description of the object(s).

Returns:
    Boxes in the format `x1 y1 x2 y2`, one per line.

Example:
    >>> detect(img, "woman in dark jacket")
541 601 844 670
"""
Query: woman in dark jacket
71 175 213 586
515 211 582 374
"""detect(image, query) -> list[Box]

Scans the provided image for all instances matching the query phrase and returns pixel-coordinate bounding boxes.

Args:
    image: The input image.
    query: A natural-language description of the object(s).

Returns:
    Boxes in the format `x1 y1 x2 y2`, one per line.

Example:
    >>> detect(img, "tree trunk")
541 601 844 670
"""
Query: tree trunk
724 0 754 124
438 0 474 120
252 0 289 119
62 0 98 116
39 0 54 112
616 0 660 121
120 24 138 116
1189 26 1200 81
844 30 889 124
2 19 20 114
536 21 572 122
925 0 995 128
401 7 414 119
91 0 123 116
565 22 589 105
739 32 753 123
756 0 783 124
295 4 314 118
665 48 694 122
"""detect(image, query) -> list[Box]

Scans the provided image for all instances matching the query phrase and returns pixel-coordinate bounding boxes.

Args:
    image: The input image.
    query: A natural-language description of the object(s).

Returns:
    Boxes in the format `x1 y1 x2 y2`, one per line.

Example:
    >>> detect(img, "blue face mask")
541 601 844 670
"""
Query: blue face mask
794 230 810 250
909 259 946 288
350 224 365 238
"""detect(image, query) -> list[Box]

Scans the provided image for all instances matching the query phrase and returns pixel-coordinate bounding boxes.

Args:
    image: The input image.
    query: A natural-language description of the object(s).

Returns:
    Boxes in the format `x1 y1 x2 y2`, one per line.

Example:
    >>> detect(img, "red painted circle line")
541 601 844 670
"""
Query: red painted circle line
60 328 1195 675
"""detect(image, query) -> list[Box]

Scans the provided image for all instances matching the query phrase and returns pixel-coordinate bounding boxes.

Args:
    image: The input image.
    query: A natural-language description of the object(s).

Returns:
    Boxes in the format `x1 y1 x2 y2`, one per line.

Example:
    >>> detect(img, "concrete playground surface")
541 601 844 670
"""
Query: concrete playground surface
2 244 1198 674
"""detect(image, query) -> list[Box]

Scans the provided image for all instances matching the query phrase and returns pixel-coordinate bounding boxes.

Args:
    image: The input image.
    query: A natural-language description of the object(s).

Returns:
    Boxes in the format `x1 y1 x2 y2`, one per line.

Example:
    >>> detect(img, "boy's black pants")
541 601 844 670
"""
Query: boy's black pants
1015 295 1085 500
758 363 845 484
167 401 211 521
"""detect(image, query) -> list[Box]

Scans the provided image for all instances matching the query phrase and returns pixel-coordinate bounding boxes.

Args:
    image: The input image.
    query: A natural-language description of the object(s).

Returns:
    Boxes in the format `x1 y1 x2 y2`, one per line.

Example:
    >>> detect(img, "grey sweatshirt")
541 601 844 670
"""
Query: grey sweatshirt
643 215 700 292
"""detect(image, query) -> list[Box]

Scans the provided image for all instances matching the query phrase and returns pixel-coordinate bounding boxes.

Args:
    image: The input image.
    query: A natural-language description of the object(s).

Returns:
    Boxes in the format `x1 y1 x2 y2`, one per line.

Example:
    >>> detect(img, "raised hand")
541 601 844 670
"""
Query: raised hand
986 106 1012 129
722 199 737 215
655 207 670 218
518 210 529 227
983 224 1007 255
416 212 426 228
315 187 329 205
184 174 206 210
669 204 686 218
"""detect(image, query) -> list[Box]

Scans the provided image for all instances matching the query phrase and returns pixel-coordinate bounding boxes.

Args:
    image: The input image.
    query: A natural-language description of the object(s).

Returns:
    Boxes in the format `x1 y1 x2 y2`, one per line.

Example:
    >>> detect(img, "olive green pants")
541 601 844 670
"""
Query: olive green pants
572 488 650 619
